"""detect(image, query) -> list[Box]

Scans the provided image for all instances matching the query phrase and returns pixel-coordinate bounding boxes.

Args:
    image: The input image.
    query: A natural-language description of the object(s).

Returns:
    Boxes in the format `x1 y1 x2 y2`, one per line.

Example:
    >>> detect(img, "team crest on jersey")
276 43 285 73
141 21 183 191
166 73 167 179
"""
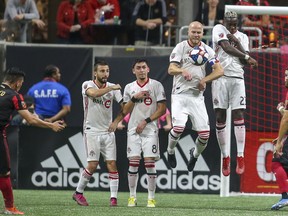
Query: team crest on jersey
89 150 96 157
219 33 224 38
170 53 176 59
127 147 131 154
144 97 152 105
104 100 111 108
0 90 5 96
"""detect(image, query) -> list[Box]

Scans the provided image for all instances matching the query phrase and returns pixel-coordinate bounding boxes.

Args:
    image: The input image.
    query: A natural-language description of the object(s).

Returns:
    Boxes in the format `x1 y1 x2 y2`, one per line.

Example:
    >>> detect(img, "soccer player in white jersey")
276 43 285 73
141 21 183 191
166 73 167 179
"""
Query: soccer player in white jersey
211 11 258 176
166 21 224 172
111 59 166 208
72 60 123 207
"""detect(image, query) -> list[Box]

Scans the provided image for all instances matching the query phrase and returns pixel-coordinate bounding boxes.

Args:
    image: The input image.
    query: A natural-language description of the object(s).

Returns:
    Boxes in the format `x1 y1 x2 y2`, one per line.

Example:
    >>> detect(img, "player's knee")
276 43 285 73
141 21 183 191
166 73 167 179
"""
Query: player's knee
87 161 98 173
216 122 226 130
128 159 140 173
170 126 185 138
234 118 245 126
144 160 156 174
198 131 210 144
106 160 117 172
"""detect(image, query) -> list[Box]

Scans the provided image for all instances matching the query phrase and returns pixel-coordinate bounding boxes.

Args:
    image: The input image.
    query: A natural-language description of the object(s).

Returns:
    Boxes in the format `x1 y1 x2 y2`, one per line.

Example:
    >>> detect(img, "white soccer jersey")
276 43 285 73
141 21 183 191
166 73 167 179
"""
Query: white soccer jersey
169 40 218 94
123 78 166 135
82 80 123 134
212 24 249 78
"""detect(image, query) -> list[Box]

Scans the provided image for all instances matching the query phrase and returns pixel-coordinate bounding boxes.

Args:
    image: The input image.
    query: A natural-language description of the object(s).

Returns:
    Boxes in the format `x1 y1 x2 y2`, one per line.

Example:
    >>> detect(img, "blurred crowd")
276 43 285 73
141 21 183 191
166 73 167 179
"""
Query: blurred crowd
0 0 287 48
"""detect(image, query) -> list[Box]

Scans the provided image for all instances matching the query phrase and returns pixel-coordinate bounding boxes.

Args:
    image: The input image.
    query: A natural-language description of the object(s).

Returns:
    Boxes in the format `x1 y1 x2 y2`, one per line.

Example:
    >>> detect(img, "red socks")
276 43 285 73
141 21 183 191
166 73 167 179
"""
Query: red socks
0 176 14 208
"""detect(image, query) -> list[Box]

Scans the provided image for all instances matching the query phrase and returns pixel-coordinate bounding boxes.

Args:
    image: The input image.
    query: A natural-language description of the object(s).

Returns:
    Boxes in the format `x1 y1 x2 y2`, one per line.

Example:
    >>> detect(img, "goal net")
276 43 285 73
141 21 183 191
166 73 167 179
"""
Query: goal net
223 5 288 195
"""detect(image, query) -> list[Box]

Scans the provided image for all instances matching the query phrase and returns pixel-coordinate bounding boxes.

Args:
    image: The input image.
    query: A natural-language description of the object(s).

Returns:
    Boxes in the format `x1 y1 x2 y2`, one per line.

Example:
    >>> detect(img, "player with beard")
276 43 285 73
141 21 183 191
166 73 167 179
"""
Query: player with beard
73 60 122 207
212 11 257 176
166 21 223 172
0 67 65 215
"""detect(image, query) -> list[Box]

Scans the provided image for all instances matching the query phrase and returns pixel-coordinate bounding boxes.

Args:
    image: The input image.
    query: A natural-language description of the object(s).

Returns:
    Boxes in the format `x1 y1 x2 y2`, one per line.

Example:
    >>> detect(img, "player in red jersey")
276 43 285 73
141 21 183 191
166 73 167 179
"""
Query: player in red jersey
0 67 65 215
271 68 288 210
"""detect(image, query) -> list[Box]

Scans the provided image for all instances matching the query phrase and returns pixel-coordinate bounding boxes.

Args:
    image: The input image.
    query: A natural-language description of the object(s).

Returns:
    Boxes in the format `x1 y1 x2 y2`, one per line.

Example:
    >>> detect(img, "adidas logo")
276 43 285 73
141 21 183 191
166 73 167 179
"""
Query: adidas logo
31 132 220 192
31 132 108 188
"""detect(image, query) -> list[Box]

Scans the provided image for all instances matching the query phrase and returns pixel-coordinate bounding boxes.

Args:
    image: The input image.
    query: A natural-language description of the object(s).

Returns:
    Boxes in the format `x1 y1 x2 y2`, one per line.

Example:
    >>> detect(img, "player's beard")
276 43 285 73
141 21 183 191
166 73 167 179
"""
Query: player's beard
190 37 200 46
98 77 107 84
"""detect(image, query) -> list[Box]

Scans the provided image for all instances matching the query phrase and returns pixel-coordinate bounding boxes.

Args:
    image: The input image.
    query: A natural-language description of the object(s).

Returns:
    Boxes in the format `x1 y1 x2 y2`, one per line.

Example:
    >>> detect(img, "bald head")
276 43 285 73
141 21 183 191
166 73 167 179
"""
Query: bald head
188 21 203 46
189 21 203 30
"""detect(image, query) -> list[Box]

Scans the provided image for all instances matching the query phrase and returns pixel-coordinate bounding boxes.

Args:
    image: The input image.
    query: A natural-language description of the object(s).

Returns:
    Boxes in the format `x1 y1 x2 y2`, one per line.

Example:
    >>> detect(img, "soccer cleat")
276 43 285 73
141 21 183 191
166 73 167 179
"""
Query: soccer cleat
127 197 137 207
72 192 89 206
271 198 288 210
222 156 230 176
147 199 156 208
168 153 177 168
110 197 117 207
3 207 24 215
187 147 198 172
236 156 245 175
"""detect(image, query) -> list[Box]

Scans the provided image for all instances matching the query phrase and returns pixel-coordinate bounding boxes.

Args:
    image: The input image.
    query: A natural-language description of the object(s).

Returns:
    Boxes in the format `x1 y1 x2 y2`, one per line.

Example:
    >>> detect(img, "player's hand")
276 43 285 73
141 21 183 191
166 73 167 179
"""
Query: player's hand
197 80 206 91
247 57 258 68
272 137 278 145
136 120 147 134
163 124 172 131
111 84 121 90
274 139 284 157
108 121 117 132
182 70 192 81
133 91 150 100
277 102 285 112
51 120 66 132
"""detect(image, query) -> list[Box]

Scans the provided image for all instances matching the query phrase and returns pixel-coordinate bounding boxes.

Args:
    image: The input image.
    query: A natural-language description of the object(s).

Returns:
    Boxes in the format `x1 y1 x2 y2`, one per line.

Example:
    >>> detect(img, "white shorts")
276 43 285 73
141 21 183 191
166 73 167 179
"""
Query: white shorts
212 76 246 110
84 132 116 161
171 93 210 131
127 132 160 160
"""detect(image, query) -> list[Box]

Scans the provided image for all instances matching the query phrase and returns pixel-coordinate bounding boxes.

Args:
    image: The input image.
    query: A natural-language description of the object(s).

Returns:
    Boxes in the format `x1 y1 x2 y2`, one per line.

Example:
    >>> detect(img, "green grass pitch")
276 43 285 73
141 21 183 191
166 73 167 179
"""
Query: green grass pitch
0 190 287 216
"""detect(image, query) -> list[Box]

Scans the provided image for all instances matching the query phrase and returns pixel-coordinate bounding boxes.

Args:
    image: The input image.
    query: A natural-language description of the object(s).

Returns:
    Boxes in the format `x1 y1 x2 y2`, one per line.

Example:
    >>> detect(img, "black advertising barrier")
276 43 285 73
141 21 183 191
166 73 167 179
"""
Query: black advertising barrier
5 45 93 127
10 126 240 194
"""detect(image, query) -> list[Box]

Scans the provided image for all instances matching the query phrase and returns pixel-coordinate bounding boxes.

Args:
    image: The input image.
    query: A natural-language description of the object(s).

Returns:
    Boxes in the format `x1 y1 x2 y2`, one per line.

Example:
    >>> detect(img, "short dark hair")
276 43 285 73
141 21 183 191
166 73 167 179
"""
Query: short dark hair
3 67 25 83
94 60 108 71
132 58 148 68
44 65 58 78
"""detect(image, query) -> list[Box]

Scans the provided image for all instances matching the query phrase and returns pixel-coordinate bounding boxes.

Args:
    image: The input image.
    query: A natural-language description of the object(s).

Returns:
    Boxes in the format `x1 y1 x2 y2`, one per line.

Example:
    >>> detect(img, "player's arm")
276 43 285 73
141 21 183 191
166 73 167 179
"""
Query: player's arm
219 40 258 67
227 34 247 54
136 101 167 134
86 84 121 98
168 62 192 81
44 105 71 123
108 91 149 132
198 62 224 91
18 109 65 132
